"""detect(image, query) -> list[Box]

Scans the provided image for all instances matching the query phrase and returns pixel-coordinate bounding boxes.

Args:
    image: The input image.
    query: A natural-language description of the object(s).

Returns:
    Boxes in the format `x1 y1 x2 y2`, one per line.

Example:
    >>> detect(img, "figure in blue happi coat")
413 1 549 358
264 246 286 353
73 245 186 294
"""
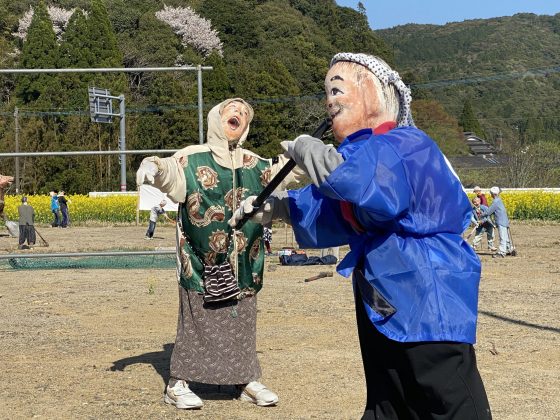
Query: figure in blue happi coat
230 53 492 419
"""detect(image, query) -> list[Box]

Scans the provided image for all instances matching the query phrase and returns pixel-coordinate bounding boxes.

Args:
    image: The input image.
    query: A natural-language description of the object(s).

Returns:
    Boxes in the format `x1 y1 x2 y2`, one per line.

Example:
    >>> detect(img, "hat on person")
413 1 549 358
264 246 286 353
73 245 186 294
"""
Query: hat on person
490 186 500 195
473 186 481 192
160 199 167 206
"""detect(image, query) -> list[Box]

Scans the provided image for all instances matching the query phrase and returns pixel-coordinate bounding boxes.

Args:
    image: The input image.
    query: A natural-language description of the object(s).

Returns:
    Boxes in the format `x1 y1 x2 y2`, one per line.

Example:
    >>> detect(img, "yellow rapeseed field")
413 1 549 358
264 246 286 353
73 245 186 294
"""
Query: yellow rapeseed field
3 191 560 224
3 194 174 224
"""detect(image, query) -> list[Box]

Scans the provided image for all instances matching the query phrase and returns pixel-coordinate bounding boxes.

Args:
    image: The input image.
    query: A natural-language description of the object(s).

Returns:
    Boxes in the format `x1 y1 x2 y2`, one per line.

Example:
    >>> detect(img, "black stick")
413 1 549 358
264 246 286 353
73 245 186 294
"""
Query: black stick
234 118 332 229
32 225 49 247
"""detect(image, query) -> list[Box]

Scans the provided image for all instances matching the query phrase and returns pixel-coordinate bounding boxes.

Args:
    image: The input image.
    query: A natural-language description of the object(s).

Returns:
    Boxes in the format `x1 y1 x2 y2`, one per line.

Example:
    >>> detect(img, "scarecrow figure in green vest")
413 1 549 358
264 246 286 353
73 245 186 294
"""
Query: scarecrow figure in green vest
137 98 301 410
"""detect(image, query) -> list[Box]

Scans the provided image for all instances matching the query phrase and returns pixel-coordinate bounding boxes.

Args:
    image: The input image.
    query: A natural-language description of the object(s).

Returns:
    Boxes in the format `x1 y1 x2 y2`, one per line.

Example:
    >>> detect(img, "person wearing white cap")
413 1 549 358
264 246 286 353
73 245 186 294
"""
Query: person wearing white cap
481 186 511 257
231 53 491 418
145 199 172 240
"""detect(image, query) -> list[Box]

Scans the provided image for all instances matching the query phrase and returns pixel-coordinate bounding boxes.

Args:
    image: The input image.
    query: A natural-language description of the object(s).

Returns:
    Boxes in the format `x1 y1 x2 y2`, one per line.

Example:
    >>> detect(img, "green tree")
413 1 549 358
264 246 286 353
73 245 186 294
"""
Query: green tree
523 116 546 144
59 10 92 108
459 99 484 138
413 99 469 156
86 0 126 95
16 0 59 105
87 0 122 67
199 0 262 51
204 52 233 101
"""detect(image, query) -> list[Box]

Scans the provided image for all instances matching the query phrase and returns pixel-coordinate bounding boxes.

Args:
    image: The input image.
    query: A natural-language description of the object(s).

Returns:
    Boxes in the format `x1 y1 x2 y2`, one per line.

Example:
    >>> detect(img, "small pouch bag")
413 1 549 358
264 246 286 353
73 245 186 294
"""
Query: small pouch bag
183 227 240 303
202 260 241 303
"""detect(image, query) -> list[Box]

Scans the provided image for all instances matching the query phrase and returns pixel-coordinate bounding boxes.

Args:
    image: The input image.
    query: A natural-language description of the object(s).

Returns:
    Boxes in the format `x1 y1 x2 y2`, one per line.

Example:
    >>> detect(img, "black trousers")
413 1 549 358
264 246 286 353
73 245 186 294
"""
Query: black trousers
61 207 69 227
18 225 36 246
355 289 492 420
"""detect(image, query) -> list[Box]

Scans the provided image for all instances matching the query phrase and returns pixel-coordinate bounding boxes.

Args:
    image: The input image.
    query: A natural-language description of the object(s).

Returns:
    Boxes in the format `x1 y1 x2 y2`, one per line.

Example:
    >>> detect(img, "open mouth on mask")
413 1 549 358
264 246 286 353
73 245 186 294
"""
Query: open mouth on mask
228 116 240 130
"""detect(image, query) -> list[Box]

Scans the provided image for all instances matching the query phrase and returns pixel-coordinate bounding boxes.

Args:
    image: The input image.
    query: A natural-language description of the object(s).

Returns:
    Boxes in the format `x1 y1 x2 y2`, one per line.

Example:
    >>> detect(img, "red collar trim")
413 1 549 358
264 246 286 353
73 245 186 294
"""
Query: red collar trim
373 121 397 135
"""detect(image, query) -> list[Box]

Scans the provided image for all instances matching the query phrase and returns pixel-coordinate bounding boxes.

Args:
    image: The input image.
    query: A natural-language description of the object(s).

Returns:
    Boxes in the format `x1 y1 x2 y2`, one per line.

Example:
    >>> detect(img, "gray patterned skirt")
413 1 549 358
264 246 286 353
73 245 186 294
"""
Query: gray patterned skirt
169 286 262 385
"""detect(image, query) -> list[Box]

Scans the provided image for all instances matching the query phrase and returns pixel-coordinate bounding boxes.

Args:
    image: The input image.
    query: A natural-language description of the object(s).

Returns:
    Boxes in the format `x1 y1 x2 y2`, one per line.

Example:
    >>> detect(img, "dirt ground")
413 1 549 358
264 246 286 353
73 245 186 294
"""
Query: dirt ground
0 222 558 419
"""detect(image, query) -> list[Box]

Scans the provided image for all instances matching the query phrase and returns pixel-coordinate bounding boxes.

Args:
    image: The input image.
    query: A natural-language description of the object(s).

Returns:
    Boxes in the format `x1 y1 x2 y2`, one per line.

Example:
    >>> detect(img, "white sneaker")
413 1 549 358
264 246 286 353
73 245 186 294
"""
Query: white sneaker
164 380 203 409
239 381 278 407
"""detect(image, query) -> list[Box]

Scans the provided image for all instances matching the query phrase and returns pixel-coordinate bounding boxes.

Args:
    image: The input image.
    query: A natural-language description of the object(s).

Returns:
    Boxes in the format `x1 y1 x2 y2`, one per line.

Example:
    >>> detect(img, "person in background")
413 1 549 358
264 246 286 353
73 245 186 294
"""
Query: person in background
470 196 496 251
473 186 488 206
145 200 174 240
231 53 491 419
18 196 36 250
58 191 71 228
49 190 60 227
263 225 273 256
481 186 511 258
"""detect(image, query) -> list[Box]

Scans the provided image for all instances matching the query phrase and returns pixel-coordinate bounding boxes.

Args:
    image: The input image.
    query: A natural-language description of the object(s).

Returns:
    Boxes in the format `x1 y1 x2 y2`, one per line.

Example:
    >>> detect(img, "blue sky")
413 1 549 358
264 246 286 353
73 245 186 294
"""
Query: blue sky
336 0 560 30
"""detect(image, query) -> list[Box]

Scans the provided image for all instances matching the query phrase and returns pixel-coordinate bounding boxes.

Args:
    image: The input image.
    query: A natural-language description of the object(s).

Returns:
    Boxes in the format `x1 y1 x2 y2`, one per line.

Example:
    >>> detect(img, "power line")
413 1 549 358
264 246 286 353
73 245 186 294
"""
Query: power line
0 65 558 117
411 64 560 89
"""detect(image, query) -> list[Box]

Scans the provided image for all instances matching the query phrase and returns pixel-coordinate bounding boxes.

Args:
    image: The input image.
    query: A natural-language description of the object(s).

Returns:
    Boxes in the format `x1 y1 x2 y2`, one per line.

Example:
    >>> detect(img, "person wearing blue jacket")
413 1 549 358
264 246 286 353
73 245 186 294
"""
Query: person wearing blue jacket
49 190 60 227
482 186 511 258
230 53 491 419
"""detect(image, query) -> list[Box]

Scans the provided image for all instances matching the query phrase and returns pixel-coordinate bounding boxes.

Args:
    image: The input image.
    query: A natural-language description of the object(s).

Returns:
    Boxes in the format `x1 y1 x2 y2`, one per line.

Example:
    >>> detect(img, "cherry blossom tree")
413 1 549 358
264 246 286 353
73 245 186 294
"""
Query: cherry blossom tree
12 5 85 42
12 6 33 40
48 6 76 41
155 5 223 58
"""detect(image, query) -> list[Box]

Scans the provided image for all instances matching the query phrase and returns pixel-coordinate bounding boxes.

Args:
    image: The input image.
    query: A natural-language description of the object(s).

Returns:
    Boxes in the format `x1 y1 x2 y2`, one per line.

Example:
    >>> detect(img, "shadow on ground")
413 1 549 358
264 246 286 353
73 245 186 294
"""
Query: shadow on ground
109 343 240 400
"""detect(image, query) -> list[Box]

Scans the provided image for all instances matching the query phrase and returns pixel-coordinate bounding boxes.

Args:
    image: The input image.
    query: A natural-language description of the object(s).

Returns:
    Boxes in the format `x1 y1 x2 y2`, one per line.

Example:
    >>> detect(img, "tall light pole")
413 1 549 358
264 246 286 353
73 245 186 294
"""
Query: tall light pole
88 87 127 191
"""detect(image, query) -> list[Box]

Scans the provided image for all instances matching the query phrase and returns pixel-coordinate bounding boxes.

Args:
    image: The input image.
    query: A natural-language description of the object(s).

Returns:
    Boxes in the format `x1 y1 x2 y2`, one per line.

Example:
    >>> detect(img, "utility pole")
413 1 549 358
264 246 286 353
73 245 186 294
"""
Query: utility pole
14 107 19 194
197 65 204 144
118 94 126 191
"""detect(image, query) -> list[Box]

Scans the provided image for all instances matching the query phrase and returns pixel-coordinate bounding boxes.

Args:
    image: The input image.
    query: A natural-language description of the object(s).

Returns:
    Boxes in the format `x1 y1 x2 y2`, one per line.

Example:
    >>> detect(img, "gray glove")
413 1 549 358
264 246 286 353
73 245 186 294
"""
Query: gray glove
280 135 343 186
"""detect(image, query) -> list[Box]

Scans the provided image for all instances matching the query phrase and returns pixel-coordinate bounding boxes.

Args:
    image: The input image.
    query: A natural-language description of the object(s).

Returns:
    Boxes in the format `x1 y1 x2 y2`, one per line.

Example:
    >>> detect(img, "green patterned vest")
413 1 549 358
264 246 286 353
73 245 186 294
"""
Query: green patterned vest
177 150 273 297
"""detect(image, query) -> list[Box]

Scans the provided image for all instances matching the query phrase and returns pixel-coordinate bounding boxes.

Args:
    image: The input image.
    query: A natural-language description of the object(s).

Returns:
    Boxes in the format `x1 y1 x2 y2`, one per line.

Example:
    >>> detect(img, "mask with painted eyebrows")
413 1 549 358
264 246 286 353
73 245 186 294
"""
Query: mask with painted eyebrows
325 62 391 142
330 52 415 128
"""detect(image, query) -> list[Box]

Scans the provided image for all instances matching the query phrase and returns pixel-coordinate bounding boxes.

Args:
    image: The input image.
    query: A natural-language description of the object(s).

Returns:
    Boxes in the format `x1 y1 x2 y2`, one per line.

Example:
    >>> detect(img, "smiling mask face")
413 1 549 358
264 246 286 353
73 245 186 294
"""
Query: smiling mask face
325 62 389 143
221 101 250 143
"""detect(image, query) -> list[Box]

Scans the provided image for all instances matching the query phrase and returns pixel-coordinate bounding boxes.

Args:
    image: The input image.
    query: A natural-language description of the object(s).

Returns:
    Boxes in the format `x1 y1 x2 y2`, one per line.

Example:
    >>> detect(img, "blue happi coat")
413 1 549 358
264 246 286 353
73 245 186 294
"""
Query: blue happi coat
287 127 481 343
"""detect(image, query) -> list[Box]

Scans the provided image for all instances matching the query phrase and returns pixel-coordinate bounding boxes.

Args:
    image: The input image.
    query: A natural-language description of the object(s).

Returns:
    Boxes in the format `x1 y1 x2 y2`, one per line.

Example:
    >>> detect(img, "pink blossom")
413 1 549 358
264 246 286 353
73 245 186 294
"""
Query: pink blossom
155 5 223 58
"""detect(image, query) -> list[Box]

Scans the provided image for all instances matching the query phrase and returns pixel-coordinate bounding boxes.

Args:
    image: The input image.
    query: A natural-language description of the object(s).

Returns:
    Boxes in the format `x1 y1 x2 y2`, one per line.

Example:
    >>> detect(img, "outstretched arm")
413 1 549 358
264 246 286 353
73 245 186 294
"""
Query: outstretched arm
163 212 176 224
136 155 186 203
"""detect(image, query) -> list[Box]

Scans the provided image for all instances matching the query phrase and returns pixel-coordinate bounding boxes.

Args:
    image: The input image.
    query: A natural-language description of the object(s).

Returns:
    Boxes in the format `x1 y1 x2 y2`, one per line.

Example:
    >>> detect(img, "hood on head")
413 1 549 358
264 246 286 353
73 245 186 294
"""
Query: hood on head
206 98 254 149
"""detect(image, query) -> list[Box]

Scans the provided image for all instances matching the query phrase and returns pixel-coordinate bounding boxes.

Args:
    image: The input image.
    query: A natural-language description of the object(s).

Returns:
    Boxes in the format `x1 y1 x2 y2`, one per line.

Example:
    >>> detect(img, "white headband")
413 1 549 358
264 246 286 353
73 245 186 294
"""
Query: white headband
330 52 415 128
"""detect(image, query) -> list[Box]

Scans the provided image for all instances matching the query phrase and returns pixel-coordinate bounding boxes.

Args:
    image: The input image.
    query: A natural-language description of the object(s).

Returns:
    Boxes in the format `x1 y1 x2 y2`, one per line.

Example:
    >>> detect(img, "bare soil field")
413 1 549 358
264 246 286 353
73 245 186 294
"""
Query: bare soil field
0 222 558 419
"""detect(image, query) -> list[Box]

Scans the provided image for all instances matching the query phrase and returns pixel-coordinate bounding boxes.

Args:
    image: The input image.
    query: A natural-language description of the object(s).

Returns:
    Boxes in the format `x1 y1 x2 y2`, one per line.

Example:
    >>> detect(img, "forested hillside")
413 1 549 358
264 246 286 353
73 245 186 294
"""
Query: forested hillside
378 13 560 148
378 13 560 187
2 2 557 192
0 0 470 193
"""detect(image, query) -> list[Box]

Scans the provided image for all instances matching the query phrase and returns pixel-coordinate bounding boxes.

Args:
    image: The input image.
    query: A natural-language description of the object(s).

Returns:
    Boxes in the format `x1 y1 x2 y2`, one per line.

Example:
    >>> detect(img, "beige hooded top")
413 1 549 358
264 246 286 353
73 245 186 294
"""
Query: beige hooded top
145 98 303 203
